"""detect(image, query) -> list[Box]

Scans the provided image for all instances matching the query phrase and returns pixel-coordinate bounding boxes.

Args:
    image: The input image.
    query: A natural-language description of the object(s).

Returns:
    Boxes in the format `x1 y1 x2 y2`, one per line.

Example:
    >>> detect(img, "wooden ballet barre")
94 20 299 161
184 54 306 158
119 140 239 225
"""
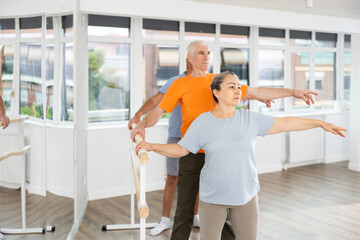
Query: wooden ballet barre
0 146 32 162
130 149 149 219
131 123 149 165
0 116 29 127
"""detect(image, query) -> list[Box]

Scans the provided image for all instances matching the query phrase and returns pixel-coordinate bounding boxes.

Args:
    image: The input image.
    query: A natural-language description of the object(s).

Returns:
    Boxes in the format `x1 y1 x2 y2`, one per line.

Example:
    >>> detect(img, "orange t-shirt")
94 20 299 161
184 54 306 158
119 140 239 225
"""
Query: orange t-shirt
159 73 249 141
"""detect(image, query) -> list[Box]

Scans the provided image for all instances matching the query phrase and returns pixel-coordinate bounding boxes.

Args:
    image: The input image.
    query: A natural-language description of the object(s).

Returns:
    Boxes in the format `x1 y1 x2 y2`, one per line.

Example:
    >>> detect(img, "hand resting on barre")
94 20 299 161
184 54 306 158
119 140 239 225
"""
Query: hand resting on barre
136 142 190 159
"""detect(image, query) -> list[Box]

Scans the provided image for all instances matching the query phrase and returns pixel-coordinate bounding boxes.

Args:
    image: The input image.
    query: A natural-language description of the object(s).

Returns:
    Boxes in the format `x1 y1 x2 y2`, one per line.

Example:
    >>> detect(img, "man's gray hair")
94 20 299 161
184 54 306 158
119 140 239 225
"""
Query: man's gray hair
187 40 209 56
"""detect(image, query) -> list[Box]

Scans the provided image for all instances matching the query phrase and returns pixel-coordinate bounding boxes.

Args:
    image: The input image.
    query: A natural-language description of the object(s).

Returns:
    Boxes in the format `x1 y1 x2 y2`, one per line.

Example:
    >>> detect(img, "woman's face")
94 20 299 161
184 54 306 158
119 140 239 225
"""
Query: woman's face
215 75 242 107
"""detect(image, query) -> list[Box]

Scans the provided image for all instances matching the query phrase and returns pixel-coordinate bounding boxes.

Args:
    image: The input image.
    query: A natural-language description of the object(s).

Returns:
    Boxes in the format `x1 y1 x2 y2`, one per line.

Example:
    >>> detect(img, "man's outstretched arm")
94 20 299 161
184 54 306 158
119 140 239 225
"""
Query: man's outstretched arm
130 106 167 142
244 87 318 106
128 92 164 130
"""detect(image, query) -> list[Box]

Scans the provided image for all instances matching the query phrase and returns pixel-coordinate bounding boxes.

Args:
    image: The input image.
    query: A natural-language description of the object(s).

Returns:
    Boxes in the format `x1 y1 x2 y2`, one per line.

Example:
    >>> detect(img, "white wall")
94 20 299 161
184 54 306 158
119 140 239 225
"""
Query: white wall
87 123 168 200
0 0 45 17
324 113 350 163
349 34 360 171
81 0 360 33
24 121 46 196
46 125 74 198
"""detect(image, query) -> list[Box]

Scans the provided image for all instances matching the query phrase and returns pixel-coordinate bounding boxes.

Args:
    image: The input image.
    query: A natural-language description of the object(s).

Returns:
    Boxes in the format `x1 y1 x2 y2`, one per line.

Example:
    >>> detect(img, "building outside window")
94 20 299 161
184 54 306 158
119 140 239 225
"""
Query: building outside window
87 14 131 122
61 43 73 121
0 45 14 112
185 22 215 42
220 24 249 44
314 52 336 109
20 43 43 118
258 49 285 112
141 18 181 119
20 16 42 38
259 27 285 46
344 34 351 108
220 47 249 109
290 52 311 110
45 17 54 120
143 18 179 40
88 42 130 122
0 18 16 38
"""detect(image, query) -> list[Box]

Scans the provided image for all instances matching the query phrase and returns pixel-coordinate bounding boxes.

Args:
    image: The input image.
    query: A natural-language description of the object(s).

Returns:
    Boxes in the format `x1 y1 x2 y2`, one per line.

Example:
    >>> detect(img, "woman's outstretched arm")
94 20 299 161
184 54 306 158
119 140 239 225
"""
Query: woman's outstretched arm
267 117 347 137
136 142 190 158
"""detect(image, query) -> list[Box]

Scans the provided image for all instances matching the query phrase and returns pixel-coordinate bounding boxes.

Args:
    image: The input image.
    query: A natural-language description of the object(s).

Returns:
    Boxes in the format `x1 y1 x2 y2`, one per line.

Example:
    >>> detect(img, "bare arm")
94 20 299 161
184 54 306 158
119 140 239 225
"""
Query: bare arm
130 106 167 141
267 117 347 137
128 92 164 129
0 97 9 129
136 142 189 158
244 87 318 106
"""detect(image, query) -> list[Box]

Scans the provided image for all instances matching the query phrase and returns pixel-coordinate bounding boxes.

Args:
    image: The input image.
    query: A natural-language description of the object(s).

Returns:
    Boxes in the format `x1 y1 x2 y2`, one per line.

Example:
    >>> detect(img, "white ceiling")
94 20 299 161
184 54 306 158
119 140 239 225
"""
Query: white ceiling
187 0 360 19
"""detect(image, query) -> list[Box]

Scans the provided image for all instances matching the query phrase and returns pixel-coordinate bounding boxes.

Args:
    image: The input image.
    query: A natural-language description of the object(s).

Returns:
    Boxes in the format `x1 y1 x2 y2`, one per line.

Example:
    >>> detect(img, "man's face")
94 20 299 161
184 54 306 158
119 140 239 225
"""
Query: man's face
188 44 211 72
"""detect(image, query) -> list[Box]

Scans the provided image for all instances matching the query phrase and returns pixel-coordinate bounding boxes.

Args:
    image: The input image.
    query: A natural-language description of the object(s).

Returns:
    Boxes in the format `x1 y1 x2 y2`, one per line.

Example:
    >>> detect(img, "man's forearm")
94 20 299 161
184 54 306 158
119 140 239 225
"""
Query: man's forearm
282 117 323 132
140 106 166 128
245 87 294 101
135 92 164 119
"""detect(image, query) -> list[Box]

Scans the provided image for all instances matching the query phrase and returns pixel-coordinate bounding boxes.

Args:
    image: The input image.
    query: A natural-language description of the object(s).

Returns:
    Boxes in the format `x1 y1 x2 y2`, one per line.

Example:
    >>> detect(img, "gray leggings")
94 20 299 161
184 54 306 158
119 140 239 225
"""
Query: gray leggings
199 195 259 240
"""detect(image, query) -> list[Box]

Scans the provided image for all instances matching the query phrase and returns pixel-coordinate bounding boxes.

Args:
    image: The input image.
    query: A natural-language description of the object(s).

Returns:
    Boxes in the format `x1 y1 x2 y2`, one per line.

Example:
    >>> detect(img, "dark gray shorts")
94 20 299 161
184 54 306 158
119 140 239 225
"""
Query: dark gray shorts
166 137 181 176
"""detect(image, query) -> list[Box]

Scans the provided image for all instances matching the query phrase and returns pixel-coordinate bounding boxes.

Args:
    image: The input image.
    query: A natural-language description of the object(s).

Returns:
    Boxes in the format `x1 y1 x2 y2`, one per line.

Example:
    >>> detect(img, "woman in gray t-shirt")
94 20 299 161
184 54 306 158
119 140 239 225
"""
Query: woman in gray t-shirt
136 71 347 240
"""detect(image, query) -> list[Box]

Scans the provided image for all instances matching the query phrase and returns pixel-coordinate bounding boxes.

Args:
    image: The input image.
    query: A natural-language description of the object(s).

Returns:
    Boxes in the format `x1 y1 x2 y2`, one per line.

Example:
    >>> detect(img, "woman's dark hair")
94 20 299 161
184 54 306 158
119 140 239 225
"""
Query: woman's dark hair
211 71 236 103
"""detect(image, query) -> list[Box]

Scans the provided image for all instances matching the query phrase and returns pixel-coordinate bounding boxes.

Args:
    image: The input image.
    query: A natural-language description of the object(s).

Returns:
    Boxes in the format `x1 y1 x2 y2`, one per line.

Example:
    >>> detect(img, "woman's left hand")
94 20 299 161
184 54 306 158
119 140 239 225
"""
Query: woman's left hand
321 123 347 137
136 142 153 154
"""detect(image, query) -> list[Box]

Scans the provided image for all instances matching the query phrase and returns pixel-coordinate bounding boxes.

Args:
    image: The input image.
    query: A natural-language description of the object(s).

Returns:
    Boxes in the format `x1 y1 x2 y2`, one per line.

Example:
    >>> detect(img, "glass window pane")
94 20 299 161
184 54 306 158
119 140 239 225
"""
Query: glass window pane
258 49 285 112
290 52 311 109
259 28 285 46
88 42 130 122
220 48 249 109
46 17 54 39
289 30 312 46
185 22 215 41
220 25 249 44
88 15 130 38
344 34 351 49
143 19 179 40
344 52 351 106
62 15 73 38
143 29 179 40
46 45 54 119
61 43 73 121
315 32 337 48
0 45 14 111
20 43 43 118
143 44 179 100
0 18 16 38
20 16 42 38
314 52 336 109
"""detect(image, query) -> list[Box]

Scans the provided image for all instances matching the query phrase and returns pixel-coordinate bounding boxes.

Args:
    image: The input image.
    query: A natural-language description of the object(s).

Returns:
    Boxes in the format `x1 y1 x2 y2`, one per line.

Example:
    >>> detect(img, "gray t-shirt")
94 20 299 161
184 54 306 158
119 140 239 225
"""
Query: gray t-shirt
159 72 185 138
178 110 274 205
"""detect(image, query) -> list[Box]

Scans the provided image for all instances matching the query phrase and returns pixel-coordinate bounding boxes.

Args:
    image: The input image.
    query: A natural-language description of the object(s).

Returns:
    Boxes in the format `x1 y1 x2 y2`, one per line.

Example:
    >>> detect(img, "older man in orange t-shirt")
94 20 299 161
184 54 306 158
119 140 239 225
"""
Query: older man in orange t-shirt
131 40 317 240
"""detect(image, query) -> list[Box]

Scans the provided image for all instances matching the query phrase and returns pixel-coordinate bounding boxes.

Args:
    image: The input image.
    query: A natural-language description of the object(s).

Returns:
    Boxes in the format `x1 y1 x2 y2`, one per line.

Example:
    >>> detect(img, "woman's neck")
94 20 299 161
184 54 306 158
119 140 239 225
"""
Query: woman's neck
211 104 236 119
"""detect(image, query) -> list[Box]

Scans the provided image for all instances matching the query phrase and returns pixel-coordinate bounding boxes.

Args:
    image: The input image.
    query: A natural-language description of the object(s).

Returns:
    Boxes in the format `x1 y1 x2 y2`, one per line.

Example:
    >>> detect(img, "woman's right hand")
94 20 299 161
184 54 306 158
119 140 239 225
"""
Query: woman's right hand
136 142 153 155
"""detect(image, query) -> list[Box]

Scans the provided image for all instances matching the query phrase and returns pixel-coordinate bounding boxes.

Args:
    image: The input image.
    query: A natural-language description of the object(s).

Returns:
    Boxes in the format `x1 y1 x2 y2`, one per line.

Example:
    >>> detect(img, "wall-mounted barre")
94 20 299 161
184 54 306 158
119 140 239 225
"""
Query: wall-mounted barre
0 146 32 162
0 145 46 235
101 123 157 239
0 116 29 127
